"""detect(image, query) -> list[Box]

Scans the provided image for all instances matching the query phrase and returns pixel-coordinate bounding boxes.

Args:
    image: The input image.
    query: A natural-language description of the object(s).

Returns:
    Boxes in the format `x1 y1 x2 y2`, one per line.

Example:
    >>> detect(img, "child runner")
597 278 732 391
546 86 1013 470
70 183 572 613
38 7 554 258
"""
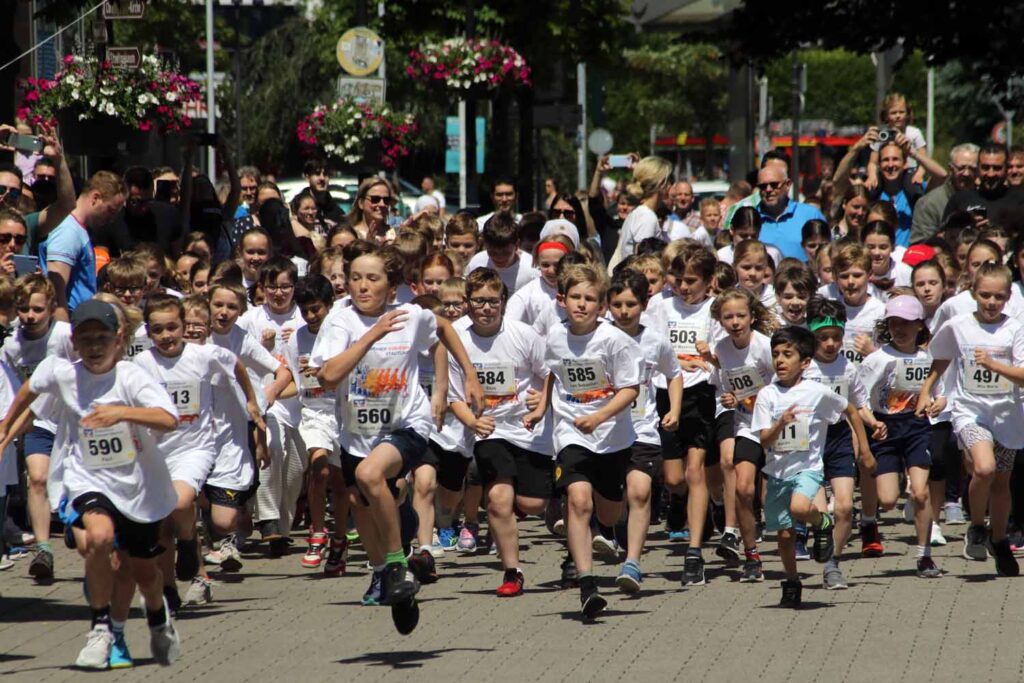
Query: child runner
0 299 182 667
237 228 272 290
102 256 152 360
734 239 778 312
505 234 573 327
775 264 817 328
822 242 886 368
3 275 74 581
444 213 480 266
862 220 911 292
465 213 538 296
857 295 940 577
919 261 1024 576
523 263 640 618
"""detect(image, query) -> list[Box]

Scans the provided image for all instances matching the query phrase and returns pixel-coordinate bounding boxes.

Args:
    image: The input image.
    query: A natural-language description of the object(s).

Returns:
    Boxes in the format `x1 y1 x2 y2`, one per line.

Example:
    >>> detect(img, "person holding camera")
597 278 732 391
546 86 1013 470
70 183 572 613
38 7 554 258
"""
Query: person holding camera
942 143 1024 230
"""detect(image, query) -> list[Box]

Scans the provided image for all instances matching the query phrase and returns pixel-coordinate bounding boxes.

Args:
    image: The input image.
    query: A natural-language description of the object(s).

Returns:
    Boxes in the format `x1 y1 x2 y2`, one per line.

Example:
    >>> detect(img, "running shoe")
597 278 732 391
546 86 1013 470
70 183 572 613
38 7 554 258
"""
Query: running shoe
391 596 420 635
794 535 811 561
6 546 28 560
667 528 690 542
408 549 438 584
579 578 607 619
715 531 741 568
109 631 133 669
75 625 114 669
149 604 181 666
301 531 328 569
28 548 54 581
428 530 444 558
438 527 458 550
592 533 620 562
990 537 1020 577
1009 530 1024 554
963 524 989 561
552 518 567 537
779 578 802 608
362 569 384 606
682 555 706 586
218 535 243 572
615 562 642 594
739 558 764 583
182 576 213 606
0 555 13 571
943 501 966 525
823 560 848 590
496 568 525 597
346 529 360 543
860 522 884 557
916 556 943 578
381 562 419 605
930 522 947 547
560 556 579 588
324 539 349 577
457 524 479 552
811 513 835 563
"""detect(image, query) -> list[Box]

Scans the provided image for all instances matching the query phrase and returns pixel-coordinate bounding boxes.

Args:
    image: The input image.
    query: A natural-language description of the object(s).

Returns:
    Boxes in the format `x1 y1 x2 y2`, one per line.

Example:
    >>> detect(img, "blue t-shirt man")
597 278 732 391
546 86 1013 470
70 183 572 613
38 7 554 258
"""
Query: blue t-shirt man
757 198 826 262
39 214 96 312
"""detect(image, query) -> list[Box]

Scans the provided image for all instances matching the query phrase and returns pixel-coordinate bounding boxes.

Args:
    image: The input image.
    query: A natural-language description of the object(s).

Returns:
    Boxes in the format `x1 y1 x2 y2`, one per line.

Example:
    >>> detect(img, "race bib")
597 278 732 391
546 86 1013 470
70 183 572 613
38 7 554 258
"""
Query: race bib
893 358 930 393
630 385 649 420
125 336 153 360
775 412 810 453
723 365 766 401
475 362 517 396
165 380 200 418
840 338 864 367
964 358 1012 395
668 319 706 357
347 394 403 436
79 422 137 470
820 375 849 401
300 369 323 399
419 373 434 399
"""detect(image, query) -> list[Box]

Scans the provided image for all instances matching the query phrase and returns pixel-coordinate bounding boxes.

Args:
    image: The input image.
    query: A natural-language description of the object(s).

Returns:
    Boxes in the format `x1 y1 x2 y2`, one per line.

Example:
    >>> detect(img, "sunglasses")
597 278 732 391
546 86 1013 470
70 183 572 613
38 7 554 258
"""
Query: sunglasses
756 180 786 192
0 232 26 246
0 186 22 201
364 195 394 206
550 208 576 220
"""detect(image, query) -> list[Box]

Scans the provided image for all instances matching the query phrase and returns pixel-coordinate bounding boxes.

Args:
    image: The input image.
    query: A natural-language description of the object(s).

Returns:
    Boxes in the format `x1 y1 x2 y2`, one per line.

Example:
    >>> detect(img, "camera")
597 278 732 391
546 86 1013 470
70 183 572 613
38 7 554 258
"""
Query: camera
876 128 898 144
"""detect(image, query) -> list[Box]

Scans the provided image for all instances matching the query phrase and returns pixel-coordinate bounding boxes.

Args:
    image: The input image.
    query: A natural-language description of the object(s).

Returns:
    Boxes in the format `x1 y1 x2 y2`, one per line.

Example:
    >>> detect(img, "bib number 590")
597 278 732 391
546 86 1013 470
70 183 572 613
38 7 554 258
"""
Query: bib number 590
87 437 124 457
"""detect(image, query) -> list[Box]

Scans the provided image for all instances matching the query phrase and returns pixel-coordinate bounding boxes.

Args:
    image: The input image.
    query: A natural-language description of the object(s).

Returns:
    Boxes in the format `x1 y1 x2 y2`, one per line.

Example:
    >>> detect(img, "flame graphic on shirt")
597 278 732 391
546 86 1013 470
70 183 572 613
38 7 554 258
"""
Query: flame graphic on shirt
351 367 408 398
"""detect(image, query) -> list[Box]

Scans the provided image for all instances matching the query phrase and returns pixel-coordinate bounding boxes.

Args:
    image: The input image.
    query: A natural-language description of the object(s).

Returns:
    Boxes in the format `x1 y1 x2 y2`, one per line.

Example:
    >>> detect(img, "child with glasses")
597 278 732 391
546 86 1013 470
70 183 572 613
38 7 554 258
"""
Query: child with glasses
102 255 151 360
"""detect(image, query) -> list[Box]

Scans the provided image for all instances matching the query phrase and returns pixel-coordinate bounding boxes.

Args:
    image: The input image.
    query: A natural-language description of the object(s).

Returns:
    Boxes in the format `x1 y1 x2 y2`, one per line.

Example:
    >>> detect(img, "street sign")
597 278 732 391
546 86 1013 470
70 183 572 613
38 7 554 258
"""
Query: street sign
106 47 141 70
336 27 384 77
587 128 613 155
102 0 145 20
337 77 386 105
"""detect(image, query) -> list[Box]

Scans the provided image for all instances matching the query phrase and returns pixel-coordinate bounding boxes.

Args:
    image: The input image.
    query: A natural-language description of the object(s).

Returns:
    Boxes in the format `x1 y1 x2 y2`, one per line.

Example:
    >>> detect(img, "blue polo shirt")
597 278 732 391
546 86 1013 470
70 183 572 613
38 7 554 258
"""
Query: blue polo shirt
39 213 96 312
757 199 826 261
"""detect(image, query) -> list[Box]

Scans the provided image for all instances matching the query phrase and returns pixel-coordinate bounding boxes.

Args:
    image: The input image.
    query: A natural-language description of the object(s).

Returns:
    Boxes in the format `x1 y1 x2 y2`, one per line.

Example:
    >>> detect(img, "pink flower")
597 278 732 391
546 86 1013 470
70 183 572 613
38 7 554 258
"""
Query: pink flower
139 120 152 131
63 54 74 65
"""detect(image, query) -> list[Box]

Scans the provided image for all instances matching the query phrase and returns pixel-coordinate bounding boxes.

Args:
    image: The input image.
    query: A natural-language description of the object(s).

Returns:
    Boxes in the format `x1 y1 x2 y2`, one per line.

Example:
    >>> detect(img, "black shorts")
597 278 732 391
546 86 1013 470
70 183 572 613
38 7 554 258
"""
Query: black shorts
732 436 765 469
203 483 255 510
628 442 662 479
72 492 163 559
555 445 630 502
341 428 427 488
474 439 554 499
928 421 958 483
872 412 931 475
657 383 717 462
419 440 472 493
465 457 482 487
824 421 856 480
716 411 735 442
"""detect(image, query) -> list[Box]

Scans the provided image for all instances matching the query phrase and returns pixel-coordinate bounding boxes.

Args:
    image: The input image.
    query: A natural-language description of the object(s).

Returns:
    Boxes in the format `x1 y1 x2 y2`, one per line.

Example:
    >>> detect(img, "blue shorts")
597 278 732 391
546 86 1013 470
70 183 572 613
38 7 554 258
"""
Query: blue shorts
871 412 931 476
823 421 856 480
765 470 824 532
23 425 56 458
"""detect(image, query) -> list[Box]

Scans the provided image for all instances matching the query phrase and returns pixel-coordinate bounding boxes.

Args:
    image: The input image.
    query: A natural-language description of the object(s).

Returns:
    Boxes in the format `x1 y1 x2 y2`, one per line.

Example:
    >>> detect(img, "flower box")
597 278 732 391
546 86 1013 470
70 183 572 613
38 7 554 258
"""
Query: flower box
297 99 417 170
407 37 531 95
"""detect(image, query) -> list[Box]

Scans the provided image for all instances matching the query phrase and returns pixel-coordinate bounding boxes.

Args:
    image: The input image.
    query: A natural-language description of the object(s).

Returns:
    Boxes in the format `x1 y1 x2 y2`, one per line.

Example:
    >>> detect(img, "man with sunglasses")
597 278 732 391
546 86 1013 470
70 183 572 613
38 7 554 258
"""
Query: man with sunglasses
91 166 182 258
755 163 826 262
476 177 523 232
0 210 28 275
909 143 979 244
943 143 1024 230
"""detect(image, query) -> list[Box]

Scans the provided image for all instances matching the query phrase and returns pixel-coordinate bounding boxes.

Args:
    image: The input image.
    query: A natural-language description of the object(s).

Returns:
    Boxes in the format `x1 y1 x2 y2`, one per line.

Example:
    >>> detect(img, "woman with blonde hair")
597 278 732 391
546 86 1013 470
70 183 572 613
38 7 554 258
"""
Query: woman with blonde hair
607 155 672 273
345 177 396 244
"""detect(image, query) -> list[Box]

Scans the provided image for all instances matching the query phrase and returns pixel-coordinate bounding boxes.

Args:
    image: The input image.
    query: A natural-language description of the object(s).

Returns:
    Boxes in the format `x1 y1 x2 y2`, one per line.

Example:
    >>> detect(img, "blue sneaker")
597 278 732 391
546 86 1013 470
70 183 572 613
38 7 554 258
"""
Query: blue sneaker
361 569 384 606
615 562 642 594
109 631 133 669
794 535 811 561
668 528 691 542
438 527 458 550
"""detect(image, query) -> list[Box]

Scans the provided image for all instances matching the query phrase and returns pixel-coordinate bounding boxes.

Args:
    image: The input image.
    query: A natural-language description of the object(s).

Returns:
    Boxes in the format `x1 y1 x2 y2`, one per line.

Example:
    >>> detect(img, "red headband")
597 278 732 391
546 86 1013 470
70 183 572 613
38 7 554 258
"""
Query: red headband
538 241 570 255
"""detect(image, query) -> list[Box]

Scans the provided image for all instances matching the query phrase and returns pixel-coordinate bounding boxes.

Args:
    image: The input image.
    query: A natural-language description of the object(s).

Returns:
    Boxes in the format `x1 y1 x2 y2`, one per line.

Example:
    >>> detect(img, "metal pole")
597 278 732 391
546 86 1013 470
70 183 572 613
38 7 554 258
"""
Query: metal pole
577 62 587 191
926 67 934 154
206 0 216 175
757 76 769 164
464 0 478 206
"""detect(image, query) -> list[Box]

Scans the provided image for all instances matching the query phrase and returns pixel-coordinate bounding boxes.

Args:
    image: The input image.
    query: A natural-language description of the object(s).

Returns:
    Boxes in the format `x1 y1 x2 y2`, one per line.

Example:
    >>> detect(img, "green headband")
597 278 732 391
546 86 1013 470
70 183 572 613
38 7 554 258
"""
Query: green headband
808 316 845 332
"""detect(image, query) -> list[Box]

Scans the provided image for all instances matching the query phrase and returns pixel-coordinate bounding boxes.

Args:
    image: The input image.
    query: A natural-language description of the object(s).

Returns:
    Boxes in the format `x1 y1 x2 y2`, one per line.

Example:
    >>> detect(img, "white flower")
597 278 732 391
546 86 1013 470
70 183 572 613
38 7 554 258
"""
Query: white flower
104 102 116 116
166 92 177 102
138 94 148 104
71 90 79 100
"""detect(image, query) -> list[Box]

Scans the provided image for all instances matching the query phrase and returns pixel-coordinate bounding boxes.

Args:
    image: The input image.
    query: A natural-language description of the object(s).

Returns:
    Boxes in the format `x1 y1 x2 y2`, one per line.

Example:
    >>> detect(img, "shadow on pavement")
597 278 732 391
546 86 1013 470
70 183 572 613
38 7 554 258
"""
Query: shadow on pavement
337 647 494 670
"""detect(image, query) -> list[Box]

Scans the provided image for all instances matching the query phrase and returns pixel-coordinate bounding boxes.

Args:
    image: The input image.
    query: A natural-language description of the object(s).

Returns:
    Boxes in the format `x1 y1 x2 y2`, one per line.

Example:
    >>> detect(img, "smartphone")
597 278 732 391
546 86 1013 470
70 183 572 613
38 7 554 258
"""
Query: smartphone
4 132 44 154
12 254 38 277
195 132 219 147
608 154 634 169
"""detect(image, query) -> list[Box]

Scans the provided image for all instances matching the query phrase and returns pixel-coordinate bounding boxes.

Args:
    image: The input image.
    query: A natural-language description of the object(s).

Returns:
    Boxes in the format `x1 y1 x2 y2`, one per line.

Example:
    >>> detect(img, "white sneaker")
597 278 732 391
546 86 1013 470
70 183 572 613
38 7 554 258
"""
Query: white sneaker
149 609 181 666
218 535 243 572
428 531 444 558
592 534 620 561
182 576 213 606
75 625 114 669
903 499 915 523
930 522 948 547
0 555 13 571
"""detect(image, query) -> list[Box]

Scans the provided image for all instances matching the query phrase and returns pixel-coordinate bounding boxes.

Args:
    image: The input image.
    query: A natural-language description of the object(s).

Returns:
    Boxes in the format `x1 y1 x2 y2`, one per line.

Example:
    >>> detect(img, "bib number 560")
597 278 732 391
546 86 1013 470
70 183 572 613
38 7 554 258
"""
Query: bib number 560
356 407 392 425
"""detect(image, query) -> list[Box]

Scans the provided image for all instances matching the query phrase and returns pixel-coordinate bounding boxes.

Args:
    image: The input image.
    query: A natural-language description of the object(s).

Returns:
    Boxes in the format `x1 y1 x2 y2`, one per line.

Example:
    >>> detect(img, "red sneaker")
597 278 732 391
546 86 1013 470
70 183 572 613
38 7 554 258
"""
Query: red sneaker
301 531 328 568
860 522 884 557
496 568 524 597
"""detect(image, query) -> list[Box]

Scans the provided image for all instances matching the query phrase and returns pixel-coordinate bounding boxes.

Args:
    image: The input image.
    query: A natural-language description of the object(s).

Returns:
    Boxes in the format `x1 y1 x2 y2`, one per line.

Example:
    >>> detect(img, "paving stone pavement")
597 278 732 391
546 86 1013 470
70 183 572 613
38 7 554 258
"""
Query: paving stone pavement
1 514 1024 682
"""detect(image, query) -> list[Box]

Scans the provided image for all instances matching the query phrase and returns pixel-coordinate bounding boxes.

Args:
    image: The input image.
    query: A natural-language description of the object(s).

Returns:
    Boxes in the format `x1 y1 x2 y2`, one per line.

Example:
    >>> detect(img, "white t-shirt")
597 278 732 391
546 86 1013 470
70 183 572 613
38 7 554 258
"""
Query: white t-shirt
832 295 887 367
476 211 523 231
2 320 74 433
804 356 868 408
710 331 775 442
0 363 19 489
609 205 662 271
928 312 1024 448
857 344 930 415
632 325 681 447
545 320 642 454
282 324 335 416
466 251 539 296
645 292 722 389
718 243 782 268
310 303 437 458
931 288 1024 332
505 277 557 328
450 320 551 454
666 220 714 249
30 357 179 523
750 379 848 480
239 304 305 428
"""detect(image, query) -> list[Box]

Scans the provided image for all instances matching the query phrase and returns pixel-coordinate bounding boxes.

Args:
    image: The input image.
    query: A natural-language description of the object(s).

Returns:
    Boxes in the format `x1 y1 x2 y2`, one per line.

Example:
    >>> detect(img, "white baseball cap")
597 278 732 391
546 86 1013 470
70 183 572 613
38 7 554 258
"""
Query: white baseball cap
538 219 580 248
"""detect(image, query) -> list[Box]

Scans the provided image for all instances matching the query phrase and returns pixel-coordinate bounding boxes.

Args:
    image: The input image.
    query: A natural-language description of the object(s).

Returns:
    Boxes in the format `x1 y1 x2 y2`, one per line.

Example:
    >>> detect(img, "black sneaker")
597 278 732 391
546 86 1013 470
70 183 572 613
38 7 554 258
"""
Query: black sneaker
916 556 942 578
579 577 607 619
560 556 579 588
391 597 420 635
28 548 54 581
715 532 741 568
811 513 835 563
991 537 1020 577
381 562 419 606
682 555 706 586
779 578 802 608
408 549 438 584
739 558 764 583
174 537 199 581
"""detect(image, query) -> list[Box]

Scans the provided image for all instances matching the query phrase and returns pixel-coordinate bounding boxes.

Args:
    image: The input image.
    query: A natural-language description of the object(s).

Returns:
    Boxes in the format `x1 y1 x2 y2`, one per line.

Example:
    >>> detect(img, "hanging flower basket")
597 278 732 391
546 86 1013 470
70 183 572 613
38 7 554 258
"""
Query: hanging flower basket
19 54 203 155
406 37 531 95
297 99 418 170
